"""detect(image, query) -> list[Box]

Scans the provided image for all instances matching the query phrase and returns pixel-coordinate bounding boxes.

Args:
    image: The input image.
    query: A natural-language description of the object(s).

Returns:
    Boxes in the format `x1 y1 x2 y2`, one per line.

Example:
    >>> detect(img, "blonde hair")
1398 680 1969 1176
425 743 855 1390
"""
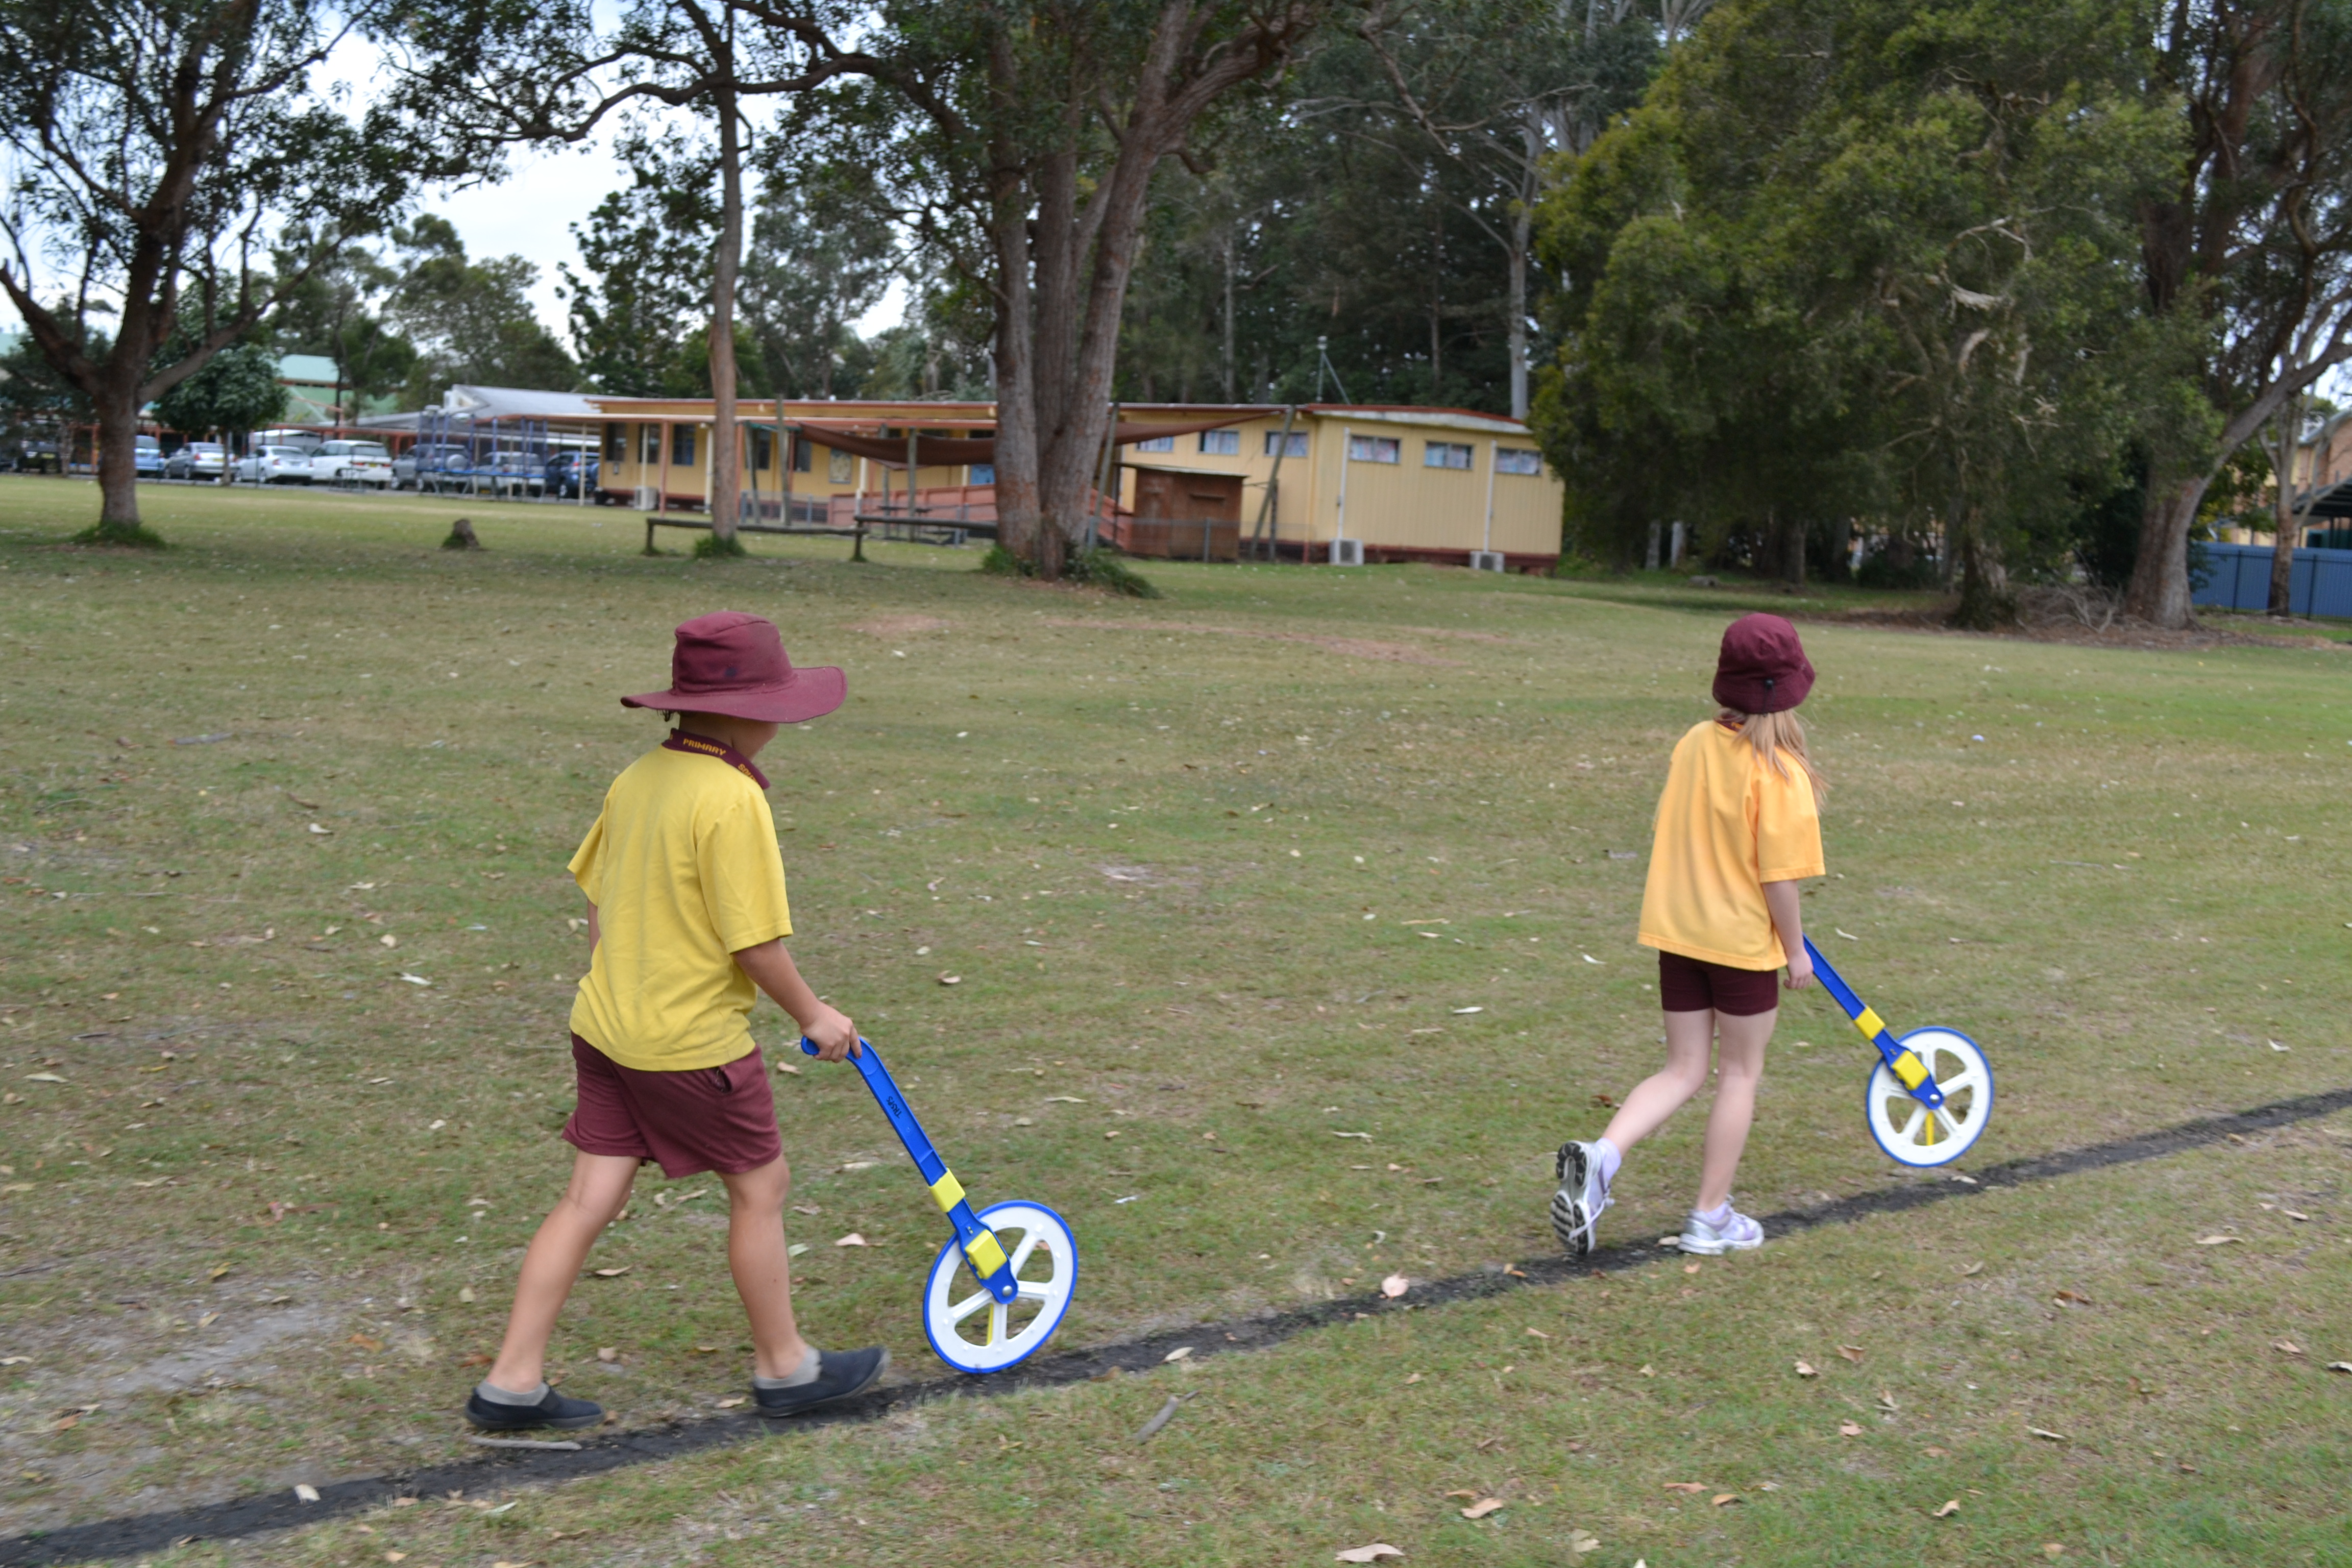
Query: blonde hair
1720 707 1826 801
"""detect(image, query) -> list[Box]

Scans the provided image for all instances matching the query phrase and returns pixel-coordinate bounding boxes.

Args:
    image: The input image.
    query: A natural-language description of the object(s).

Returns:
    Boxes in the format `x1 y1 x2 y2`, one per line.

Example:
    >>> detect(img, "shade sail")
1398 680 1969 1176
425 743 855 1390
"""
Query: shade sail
779 413 1258 467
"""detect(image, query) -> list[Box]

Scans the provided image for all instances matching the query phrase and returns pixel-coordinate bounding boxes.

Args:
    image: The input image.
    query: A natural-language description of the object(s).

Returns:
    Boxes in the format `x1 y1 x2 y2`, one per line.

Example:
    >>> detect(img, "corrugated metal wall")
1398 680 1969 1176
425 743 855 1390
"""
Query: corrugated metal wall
2191 542 2352 618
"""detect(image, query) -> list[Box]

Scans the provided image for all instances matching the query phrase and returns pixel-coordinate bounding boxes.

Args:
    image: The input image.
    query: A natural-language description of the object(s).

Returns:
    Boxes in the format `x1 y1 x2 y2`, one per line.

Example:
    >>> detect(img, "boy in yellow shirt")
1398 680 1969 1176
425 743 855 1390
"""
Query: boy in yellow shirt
1552 614 1826 1259
465 612 887 1430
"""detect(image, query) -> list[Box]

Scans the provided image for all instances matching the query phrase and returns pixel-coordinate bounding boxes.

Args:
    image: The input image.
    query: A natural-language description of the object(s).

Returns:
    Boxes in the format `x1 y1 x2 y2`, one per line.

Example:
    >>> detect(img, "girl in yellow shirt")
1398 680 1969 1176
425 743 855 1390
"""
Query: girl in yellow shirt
1552 614 1826 1258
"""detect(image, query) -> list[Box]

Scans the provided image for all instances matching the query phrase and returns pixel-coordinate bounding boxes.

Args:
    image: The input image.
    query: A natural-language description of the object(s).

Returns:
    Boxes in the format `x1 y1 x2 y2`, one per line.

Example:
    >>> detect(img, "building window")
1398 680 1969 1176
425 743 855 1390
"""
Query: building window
748 426 774 470
1133 433 1175 453
1348 434 1400 464
1494 446 1542 475
1198 428 1240 455
791 433 812 472
603 422 625 461
640 424 661 464
1265 430 1309 458
672 425 698 466
968 462 995 485
1425 440 1472 470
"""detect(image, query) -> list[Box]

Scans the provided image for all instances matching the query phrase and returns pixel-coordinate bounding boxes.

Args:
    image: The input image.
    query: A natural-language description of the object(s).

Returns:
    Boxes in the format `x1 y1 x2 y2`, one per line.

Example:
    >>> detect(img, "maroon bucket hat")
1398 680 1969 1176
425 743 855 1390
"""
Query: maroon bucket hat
1712 612 1814 714
621 611 846 724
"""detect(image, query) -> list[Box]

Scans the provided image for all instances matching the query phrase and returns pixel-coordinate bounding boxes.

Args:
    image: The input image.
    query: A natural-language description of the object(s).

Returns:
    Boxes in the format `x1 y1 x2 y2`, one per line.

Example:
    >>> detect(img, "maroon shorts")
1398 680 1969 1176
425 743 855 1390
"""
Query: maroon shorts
560 1034 783 1179
1657 950 1781 1016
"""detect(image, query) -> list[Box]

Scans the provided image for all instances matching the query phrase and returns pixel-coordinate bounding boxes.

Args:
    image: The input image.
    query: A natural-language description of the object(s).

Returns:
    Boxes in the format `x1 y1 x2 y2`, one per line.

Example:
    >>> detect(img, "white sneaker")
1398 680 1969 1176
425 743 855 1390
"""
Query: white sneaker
1549 1141 1611 1257
1678 1204 1763 1255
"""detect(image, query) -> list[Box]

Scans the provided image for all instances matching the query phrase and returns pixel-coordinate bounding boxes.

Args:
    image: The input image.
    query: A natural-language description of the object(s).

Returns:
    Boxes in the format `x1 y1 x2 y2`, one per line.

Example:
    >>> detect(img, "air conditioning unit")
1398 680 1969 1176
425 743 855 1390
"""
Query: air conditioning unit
634 485 660 511
1469 550 1506 572
1329 538 1365 566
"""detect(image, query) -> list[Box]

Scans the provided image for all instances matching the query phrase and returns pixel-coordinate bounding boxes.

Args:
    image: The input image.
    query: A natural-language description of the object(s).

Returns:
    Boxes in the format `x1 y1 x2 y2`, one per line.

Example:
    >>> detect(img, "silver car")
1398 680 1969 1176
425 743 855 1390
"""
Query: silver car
164 442 227 481
235 445 314 485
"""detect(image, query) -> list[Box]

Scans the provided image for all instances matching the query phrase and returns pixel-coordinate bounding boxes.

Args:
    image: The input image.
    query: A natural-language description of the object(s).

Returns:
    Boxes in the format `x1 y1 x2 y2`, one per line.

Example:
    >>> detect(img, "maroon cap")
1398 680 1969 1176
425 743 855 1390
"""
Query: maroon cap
621 611 846 724
1712 613 1814 714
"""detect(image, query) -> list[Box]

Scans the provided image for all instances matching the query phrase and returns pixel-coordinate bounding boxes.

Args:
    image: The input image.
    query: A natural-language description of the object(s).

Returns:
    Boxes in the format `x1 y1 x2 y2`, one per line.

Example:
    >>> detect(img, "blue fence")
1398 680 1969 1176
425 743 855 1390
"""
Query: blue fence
2192 541 2352 619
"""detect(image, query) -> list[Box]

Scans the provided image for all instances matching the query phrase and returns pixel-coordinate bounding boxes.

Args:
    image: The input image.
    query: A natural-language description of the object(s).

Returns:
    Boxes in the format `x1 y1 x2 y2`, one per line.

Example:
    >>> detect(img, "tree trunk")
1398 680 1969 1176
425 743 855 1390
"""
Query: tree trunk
2268 395 2299 615
985 45 1041 567
1220 227 1236 403
1784 512 1805 586
1950 512 2012 629
92 380 144 538
2121 471 2204 626
708 83 744 544
1508 114 1538 422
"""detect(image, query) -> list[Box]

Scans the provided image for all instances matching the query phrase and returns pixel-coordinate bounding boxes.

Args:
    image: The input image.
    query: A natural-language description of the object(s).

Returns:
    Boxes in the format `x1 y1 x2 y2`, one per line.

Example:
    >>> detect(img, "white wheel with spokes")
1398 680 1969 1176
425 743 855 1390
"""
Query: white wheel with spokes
921 1200 1078 1374
1864 1027 1994 1167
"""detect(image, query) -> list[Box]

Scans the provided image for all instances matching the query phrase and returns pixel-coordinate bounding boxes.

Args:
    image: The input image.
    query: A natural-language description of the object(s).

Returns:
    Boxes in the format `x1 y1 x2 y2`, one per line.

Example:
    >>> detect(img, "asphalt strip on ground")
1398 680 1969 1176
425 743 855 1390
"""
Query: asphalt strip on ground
11 1084 2351 1566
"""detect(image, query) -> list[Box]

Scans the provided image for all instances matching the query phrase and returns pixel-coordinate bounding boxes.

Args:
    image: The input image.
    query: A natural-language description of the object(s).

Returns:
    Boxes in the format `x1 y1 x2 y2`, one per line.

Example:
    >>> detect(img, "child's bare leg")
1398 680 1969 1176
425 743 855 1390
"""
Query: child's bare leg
720 1156 812 1379
1599 1009 1717 1153
489 1152 639 1390
1695 1008 1775 1210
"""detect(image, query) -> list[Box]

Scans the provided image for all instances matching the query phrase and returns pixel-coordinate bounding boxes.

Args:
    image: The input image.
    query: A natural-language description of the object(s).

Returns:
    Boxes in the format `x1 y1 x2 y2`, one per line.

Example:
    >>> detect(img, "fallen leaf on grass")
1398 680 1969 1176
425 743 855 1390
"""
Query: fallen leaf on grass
1442 1489 1478 1500
787 1243 810 1258
2029 1428 2069 1442
1839 1423 1865 1437
2273 1340 2304 1356
1460 1498 1505 1520
834 1234 868 1247
1381 1275 1409 1298
51 1414 78 1432
2044 1547 2066 1558
1933 1499 1961 1518
2328 1362 2352 1374
592 1267 630 1278
384 1553 407 1563
1661 1482 1706 1494
2054 1290 2092 1307
1333 1547 1404 1563
715 1396 745 1409
774 1061 800 1075
1163 1346 1193 1363
937 974 962 986
292 1483 321 1503
1794 1361 1817 1377
2282 1208 2309 1220
1836 1344 1864 1362
2194 1235 2239 1246
1683 1262 1700 1276
1924 1446 1950 1458
348 1334 384 1352
596 1348 618 1363
1712 1493 1741 1507
208 1264 232 1281
1525 1327 1550 1340
1568 1530 1601 1554
22 1073 65 1085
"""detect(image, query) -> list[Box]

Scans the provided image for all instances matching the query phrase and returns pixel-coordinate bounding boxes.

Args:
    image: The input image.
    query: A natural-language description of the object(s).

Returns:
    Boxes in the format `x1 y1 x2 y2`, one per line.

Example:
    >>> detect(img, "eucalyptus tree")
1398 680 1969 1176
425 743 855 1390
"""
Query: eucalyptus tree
0 0 413 541
798 0 1333 577
1326 0 1662 417
2121 0 2352 627
385 0 874 541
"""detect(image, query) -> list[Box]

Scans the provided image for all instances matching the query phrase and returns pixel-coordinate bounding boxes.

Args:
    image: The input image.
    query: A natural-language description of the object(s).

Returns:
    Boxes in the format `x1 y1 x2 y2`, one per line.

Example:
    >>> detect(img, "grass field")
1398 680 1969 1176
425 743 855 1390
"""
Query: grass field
1 476 2347 1565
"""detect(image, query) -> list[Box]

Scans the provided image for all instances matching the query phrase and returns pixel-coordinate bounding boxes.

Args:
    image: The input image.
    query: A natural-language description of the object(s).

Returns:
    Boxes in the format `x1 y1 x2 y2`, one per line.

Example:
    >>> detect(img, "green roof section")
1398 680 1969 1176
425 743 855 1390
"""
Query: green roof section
276 353 340 385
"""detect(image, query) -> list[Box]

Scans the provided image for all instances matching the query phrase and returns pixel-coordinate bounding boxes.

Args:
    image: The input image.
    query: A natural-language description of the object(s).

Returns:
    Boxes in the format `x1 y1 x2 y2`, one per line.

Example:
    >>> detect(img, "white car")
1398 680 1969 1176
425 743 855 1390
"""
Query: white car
236 445 314 485
311 440 395 487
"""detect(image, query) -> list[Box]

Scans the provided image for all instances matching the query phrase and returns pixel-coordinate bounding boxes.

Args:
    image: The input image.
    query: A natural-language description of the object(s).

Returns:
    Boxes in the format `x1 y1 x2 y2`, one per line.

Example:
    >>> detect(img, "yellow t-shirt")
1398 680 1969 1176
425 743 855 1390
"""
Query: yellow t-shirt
1636 719 1825 970
567 734 793 1070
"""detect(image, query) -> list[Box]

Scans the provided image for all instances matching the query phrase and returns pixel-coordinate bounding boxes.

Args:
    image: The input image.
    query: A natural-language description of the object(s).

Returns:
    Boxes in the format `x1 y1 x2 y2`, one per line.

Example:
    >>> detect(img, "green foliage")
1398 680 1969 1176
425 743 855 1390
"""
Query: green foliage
741 171 902 399
269 240 416 415
691 531 748 559
389 217 578 404
152 334 287 438
561 130 719 399
1533 0 2183 601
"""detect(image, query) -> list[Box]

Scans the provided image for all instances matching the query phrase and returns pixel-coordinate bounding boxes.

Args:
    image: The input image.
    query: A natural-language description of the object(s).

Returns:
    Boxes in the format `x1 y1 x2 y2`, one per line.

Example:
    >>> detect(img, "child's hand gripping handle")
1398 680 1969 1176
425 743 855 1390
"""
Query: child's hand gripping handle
1800 938 1942 1107
798 1036 1020 1302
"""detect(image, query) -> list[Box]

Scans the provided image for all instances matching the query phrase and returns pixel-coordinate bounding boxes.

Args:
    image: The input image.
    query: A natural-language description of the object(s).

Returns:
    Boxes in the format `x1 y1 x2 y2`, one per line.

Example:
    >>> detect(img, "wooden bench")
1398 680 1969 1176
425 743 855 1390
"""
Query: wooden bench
644 513 991 559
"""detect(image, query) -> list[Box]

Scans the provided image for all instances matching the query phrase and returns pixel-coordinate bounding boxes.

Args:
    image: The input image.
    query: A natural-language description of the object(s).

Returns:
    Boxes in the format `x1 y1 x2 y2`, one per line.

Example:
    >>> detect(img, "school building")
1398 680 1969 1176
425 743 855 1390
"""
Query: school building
581 397 1564 570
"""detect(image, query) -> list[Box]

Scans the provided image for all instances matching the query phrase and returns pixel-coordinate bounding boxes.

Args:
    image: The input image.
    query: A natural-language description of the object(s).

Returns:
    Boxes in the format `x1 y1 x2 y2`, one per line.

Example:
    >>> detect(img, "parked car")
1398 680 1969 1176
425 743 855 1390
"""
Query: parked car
391 451 420 489
4 438 61 473
134 435 165 480
251 427 324 456
235 445 315 485
544 452 602 499
164 442 227 481
311 439 395 487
